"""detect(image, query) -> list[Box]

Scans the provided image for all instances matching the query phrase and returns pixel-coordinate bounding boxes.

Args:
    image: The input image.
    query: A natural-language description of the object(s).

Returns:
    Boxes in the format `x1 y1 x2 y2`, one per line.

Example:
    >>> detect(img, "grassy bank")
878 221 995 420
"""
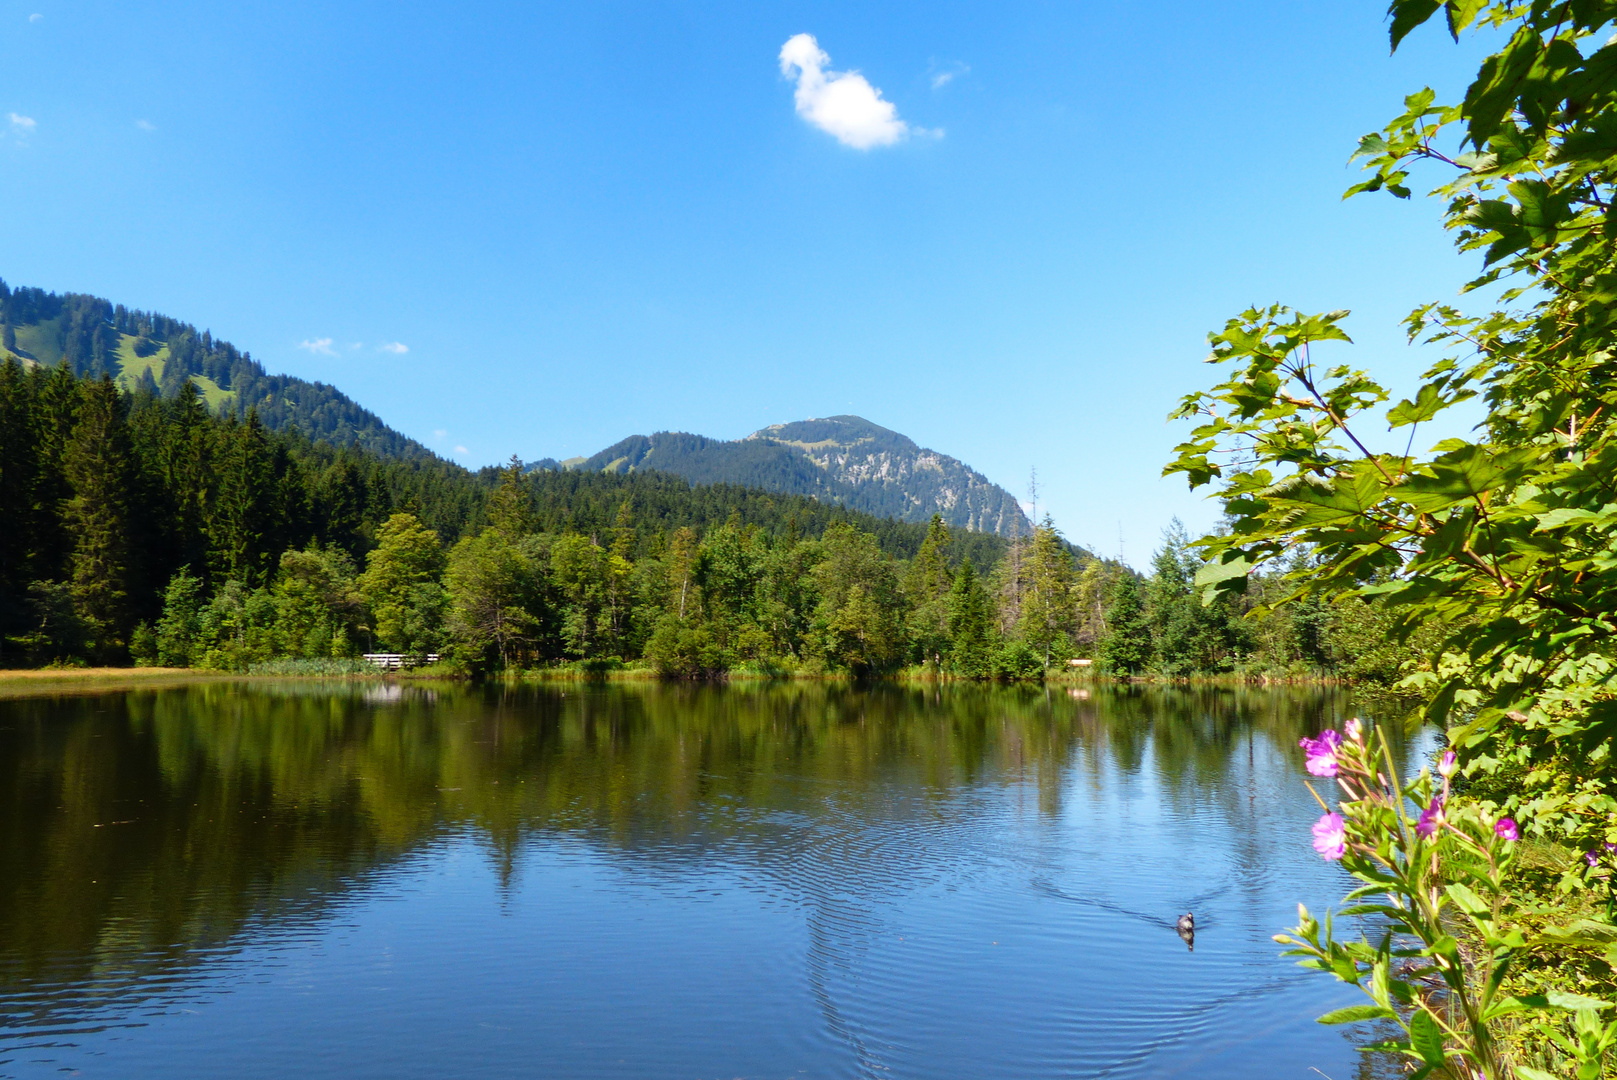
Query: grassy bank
493 664 1351 686
0 664 393 699
0 666 203 680
0 663 1356 690
0 666 245 699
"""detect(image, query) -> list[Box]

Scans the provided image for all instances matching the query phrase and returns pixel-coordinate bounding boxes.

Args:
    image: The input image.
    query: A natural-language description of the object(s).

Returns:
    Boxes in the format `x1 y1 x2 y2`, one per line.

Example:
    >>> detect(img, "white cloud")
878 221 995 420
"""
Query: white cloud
930 60 970 90
378 341 408 354
348 341 362 350
297 337 336 356
454 445 469 455
135 119 155 131
779 34 910 149
28 13 41 22
9 113 36 132
433 429 448 440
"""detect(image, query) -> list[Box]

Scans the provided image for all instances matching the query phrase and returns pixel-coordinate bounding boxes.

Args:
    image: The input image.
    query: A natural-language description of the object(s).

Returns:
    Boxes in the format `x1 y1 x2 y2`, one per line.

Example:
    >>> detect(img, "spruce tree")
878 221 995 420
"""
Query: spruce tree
1016 516 1074 667
31 362 83 583
164 381 215 583
1098 573 1150 675
1144 519 1237 675
946 558 993 677
211 410 274 585
905 514 954 668
485 455 534 535
316 452 368 556
63 375 136 658
0 358 36 645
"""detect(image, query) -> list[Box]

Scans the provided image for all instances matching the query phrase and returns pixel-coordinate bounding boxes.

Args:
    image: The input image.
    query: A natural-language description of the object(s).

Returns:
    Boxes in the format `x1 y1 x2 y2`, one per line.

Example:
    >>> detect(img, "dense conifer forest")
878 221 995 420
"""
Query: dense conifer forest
0 280 433 460
1 282 1024 539
0 359 1394 678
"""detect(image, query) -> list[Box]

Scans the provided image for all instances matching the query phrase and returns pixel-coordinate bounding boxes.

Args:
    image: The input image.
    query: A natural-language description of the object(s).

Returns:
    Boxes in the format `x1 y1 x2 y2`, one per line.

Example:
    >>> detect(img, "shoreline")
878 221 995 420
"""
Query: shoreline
0 667 380 699
0 666 1351 691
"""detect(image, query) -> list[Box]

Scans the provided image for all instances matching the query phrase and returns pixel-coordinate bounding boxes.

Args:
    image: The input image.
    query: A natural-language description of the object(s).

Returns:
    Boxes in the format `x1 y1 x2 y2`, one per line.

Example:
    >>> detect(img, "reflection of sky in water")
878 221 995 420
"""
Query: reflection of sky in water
0 683 1435 1079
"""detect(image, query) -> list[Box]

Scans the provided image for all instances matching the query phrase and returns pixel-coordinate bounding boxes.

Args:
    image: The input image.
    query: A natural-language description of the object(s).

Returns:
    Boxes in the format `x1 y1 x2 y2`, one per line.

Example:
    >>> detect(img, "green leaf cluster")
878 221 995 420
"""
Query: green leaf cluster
1167 0 1617 1070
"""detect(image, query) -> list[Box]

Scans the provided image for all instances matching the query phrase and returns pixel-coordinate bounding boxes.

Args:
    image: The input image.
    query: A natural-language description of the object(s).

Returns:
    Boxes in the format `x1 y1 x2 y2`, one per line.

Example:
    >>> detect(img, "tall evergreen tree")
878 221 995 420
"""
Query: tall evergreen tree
62 375 136 657
486 455 534 536
905 514 954 668
31 362 83 584
315 452 369 557
211 410 275 585
1144 520 1239 675
162 382 215 583
1017 516 1075 668
0 358 37 646
1098 573 1150 675
946 558 993 677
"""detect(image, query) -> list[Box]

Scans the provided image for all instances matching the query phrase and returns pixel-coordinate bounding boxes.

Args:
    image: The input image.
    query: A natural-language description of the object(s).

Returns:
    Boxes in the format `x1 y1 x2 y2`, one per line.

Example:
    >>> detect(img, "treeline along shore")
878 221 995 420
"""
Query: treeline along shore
0 359 1402 680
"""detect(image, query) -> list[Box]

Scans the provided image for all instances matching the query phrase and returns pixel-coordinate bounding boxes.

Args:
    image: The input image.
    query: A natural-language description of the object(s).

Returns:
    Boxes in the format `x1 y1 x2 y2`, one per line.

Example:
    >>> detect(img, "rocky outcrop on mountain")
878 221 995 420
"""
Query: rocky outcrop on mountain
548 415 1030 538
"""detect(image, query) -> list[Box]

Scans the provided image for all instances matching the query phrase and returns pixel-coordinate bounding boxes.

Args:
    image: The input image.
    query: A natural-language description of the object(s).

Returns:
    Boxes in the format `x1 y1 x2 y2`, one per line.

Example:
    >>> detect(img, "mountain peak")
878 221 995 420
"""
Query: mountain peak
748 415 916 452
552 416 1029 537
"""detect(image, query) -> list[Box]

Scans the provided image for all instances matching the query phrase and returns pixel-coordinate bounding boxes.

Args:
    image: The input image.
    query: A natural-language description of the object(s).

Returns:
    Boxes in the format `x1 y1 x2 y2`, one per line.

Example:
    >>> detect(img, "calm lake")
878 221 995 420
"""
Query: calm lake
0 680 1424 1079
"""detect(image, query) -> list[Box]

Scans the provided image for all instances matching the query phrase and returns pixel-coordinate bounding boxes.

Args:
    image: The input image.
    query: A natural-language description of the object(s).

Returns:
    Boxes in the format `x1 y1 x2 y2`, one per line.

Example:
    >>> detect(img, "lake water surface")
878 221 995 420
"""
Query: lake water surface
0 681 1421 1079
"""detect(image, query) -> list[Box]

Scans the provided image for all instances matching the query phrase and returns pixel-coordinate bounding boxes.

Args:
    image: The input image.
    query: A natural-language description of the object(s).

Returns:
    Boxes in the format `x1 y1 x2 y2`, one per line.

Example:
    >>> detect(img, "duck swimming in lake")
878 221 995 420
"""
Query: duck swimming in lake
1176 912 1194 951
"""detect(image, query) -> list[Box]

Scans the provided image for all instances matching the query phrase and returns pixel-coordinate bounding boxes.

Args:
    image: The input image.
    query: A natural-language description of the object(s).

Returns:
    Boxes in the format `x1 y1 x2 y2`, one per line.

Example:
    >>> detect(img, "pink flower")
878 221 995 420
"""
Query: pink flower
1312 812 1347 860
1416 795 1446 839
1494 818 1519 842
1299 729 1343 777
1438 750 1457 778
1344 718 1363 743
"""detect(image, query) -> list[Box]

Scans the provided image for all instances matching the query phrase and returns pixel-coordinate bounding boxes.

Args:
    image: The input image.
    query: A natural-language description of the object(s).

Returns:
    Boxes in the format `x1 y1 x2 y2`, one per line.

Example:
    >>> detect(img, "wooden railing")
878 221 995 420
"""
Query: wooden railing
360 653 441 670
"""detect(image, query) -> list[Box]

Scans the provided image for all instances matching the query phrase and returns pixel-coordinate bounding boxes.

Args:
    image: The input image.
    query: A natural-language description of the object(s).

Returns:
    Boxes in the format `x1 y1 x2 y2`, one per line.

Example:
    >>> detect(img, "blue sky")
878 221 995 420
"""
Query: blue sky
2 2 1495 564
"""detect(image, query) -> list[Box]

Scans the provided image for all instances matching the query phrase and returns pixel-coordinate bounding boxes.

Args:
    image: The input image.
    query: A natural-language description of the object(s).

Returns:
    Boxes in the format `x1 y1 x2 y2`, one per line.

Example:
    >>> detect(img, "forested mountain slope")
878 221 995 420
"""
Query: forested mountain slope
0 280 434 460
551 415 1032 538
0 356 1022 658
0 280 1027 546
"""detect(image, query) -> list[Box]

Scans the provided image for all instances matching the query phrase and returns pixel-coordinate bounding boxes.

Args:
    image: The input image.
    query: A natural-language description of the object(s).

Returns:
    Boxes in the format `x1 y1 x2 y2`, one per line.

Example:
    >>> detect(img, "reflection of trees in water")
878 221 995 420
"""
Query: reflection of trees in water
0 681 1405 1036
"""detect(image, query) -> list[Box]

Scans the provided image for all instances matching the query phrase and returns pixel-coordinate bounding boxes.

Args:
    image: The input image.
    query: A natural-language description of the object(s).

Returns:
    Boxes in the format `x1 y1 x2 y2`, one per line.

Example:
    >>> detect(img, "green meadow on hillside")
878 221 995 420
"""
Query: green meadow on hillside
6 315 235 410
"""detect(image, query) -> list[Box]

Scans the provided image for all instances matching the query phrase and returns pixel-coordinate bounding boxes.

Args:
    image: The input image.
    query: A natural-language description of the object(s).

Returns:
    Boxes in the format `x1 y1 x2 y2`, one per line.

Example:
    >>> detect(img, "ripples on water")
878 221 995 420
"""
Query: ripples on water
0 681 1428 1078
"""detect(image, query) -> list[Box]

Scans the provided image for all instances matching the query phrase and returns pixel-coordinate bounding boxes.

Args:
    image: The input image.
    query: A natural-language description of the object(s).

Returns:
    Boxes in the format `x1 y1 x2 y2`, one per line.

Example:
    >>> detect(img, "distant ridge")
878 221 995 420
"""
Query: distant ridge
536 415 1032 538
0 280 436 461
0 282 1030 541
